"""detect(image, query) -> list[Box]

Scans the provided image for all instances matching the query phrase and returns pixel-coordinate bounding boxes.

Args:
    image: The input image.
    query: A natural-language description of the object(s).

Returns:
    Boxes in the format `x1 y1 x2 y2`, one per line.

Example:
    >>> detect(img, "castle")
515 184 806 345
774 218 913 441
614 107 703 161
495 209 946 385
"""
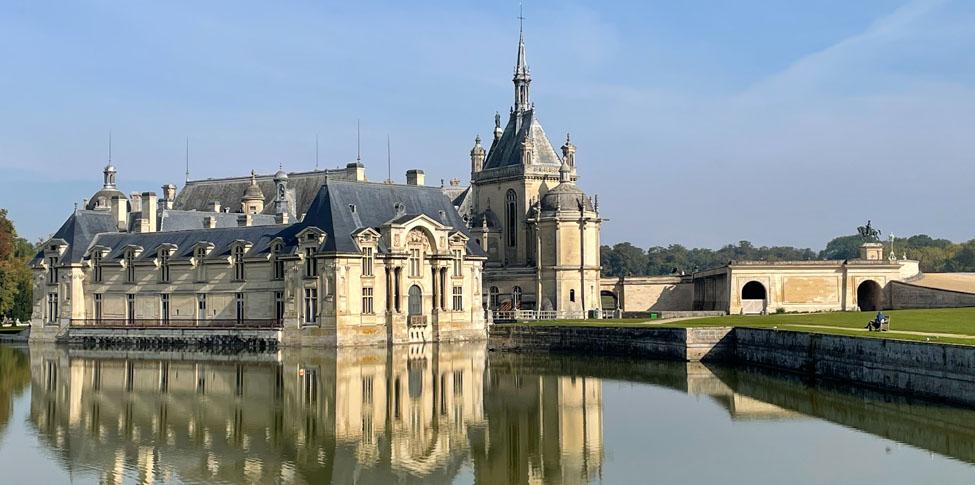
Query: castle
28 25 603 346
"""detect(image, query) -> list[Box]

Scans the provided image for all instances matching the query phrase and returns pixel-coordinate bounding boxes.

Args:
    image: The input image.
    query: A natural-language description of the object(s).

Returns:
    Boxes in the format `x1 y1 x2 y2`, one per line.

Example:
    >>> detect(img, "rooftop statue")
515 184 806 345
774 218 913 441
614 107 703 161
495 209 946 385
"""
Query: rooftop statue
857 220 882 242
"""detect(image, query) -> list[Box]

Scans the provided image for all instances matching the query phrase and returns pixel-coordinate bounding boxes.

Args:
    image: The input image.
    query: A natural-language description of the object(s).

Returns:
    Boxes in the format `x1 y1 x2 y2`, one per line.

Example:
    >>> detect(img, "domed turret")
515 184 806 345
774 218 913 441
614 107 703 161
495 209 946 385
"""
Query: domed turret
240 170 265 213
86 163 126 210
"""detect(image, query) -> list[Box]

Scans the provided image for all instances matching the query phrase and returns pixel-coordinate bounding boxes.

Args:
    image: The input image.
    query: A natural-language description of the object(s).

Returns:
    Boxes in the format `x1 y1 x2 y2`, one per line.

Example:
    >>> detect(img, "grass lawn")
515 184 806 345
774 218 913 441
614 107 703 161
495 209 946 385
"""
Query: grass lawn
0 327 26 334
513 308 975 345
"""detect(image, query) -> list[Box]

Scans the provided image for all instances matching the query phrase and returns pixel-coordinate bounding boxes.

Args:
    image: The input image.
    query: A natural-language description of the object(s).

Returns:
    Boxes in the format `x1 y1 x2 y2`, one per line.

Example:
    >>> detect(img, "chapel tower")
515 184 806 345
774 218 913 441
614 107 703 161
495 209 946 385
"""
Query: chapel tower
467 22 601 315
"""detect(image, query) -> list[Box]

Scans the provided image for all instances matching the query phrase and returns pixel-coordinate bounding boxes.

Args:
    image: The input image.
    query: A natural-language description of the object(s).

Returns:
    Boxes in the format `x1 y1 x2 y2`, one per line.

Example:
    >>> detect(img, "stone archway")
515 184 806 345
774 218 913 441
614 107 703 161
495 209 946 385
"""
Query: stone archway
741 281 767 315
857 280 883 312
600 290 619 310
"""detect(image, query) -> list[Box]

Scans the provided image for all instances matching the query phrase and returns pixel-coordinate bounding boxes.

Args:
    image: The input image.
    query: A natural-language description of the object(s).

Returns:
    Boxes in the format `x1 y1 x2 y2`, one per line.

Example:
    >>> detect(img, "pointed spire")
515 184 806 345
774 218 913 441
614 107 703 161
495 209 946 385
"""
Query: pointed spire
513 6 531 113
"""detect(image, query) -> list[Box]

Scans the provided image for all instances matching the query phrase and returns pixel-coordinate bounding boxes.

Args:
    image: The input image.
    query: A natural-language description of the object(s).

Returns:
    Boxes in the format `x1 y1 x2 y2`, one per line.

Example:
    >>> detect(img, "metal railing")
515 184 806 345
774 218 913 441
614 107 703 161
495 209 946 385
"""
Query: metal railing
491 310 586 322
71 319 283 329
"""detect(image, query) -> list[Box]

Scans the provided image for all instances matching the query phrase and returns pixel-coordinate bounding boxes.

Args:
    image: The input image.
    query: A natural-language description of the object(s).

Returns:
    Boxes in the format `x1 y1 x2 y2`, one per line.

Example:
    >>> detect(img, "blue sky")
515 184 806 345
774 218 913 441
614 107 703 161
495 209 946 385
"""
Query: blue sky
2 0 973 249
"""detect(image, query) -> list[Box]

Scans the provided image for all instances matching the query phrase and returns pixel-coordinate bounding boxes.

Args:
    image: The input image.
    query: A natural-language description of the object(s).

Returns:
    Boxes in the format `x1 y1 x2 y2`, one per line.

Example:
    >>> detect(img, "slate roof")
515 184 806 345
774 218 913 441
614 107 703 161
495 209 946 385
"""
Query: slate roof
32 210 119 265
289 180 484 256
158 210 278 232
91 224 289 261
482 109 562 170
173 168 356 217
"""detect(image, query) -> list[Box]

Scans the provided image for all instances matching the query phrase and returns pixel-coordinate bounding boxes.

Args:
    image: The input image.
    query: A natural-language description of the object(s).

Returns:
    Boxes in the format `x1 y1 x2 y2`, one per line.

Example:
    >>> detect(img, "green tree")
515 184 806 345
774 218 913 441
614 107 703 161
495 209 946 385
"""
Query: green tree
600 242 649 277
0 209 32 321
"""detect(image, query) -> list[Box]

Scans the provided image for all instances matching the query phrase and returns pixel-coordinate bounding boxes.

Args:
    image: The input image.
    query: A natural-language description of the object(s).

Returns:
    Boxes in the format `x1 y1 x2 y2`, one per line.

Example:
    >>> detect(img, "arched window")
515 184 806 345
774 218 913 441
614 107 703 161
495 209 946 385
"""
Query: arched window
489 286 499 310
408 285 422 316
505 189 517 247
512 286 523 309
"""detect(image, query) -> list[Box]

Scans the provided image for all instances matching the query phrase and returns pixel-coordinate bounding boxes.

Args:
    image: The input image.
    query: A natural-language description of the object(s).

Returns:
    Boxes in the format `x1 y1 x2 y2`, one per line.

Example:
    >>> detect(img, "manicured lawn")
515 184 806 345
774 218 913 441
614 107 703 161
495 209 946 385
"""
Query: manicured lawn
514 308 975 345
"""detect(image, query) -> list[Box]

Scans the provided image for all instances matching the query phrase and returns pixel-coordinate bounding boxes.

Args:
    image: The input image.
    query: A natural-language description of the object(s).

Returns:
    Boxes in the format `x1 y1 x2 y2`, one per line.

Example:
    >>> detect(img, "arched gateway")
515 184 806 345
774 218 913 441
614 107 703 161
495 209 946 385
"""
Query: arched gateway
741 281 767 315
857 280 883 312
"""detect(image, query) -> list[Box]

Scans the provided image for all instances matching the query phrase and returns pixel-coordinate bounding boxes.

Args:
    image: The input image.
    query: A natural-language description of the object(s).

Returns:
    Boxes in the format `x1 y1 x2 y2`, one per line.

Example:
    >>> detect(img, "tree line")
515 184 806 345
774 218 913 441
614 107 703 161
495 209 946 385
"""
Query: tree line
601 235 975 278
0 210 34 322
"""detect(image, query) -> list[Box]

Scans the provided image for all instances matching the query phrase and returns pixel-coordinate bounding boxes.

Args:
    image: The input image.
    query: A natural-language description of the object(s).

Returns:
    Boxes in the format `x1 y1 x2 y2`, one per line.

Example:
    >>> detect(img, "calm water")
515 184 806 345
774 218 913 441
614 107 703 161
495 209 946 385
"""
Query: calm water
1 343 975 484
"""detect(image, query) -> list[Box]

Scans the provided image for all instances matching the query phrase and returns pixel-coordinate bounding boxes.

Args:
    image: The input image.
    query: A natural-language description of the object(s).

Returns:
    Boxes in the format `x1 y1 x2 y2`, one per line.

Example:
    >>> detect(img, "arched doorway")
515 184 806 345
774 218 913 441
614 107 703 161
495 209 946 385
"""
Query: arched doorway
408 285 422 316
857 280 883 311
741 281 767 315
600 291 619 310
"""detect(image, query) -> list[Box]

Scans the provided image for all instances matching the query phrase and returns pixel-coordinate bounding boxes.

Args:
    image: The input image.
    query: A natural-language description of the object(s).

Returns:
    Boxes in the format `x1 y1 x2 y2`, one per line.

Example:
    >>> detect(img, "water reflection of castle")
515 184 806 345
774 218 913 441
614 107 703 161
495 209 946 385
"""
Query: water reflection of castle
27 344 604 484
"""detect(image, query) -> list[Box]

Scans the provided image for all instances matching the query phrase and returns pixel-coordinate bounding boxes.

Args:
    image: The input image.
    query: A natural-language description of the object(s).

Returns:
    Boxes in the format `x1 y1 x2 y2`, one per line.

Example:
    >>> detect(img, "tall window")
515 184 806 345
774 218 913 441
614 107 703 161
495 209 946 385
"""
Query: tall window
197 293 207 320
409 248 421 277
235 292 245 323
304 288 318 324
271 243 284 280
160 294 170 323
126 294 135 324
505 189 517 247
125 250 136 283
452 286 463 311
512 286 523 309
159 250 171 283
569 289 576 302
195 247 207 281
92 252 103 283
304 247 318 278
47 256 58 284
362 247 374 277
233 246 246 281
489 286 499 310
94 293 103 321
362 287 374 314
274 291 284 323
452 249 463 277
46 293 58 323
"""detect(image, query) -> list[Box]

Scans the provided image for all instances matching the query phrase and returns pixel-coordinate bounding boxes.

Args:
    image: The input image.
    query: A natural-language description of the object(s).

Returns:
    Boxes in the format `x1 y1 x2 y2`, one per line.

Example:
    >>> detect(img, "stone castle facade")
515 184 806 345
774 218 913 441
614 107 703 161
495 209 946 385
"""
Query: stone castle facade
28 25 602 345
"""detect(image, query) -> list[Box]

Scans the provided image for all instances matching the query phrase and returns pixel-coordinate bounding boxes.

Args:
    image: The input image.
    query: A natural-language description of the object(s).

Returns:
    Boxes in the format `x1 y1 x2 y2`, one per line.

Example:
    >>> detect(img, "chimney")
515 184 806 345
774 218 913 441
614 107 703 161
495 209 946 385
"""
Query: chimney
142 192 158 232
347 162 366 182
129 192 143 213
110 196 128 232
204 216 217 228
208 200 221 213
275 212 289 225
161 184 177 209
238 214 253 227
406 169 425 186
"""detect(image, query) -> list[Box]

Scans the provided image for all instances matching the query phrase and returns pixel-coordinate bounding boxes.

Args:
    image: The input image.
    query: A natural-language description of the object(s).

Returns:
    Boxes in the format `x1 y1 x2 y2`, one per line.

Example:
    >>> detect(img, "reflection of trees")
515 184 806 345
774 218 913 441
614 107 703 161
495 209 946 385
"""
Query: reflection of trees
0 345 30 439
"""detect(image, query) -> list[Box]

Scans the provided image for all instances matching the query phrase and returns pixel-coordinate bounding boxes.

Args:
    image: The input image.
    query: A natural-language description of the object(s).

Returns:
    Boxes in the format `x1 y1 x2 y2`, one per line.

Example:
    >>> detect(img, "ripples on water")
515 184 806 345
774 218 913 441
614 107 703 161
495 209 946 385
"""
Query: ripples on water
0 343 974 484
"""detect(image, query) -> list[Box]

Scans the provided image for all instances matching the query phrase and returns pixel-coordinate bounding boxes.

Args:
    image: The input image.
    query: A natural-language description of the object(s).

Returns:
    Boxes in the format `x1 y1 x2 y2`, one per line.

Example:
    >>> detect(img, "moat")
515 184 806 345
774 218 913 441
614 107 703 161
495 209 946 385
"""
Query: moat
1 342 975 484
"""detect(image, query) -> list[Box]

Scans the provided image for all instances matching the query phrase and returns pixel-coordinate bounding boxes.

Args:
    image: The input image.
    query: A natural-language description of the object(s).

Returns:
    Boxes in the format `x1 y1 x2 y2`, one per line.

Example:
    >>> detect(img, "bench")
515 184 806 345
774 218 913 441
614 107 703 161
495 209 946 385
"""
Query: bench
865 315 890 332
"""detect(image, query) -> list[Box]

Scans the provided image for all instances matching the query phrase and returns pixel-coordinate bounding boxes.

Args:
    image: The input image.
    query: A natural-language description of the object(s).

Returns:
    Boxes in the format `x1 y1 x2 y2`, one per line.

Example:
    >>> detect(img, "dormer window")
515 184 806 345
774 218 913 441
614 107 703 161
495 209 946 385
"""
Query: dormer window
124 250 136 283
232 245 246 281
47 255 59 284
195 246 208 281
92 251 103 283
452 249 463 277
271 242 284 280
304 247 318 278
362 247 374 277
159 249 171 283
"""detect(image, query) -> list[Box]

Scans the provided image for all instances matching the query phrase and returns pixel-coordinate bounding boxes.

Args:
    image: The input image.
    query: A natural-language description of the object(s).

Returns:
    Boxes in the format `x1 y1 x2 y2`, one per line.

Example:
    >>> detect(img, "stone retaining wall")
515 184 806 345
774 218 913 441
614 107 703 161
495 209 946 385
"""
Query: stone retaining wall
489 324 975 406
